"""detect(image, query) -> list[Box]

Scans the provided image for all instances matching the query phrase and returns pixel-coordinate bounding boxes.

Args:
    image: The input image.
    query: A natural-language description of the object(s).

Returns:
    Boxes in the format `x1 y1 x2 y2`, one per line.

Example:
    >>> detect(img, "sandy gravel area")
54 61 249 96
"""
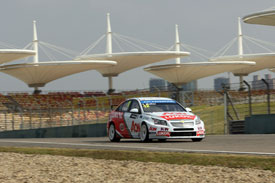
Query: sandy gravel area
0 152 274 183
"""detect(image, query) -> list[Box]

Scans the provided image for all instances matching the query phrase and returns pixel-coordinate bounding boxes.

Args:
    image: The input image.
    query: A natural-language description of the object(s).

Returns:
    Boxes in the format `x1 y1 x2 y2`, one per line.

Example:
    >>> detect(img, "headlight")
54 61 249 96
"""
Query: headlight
195 117 201 125
152 118 167 126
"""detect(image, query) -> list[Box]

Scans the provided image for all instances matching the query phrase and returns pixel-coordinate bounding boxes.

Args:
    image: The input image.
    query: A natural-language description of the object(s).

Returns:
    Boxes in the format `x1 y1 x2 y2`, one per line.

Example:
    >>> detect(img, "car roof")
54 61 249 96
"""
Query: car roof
130 97 174 101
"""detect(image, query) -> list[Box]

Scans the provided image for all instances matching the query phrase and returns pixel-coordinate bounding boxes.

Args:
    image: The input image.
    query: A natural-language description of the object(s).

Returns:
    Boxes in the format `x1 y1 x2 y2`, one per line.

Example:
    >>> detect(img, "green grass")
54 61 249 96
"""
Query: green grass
191 105 225 134
190 102 275 135
0 146 275 172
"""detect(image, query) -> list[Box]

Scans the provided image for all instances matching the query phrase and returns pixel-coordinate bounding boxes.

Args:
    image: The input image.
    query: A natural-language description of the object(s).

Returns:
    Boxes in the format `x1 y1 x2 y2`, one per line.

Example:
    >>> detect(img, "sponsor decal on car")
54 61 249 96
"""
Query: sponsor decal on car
149 126 157 131
140 100 177 104
196 130 205 136
119 123 125 131
160 112 196 120
131 121 140 132
156 131 170 136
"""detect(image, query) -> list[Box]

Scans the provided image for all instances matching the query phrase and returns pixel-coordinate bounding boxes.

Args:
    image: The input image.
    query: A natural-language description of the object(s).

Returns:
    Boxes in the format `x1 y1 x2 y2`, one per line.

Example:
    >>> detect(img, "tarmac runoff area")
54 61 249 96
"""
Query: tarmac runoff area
0 134 274 156
0 135 275 182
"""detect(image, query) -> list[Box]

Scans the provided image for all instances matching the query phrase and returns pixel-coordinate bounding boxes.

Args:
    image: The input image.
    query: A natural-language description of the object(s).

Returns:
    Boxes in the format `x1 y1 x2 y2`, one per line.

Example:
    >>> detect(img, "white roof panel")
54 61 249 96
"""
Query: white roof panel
0 60 116 87
210 53 275 75
144 61 256 86
76 51 190 76
0 49 36 64
243 10 275 26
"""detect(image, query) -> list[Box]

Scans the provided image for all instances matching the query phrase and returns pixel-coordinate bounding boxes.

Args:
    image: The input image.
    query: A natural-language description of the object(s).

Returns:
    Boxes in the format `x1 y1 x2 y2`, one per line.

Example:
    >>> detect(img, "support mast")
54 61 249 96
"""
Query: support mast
238 17 243 57
106 13 112 55
237 17 245 91
33 20 39 63
175 24 181 64
32 20 41 94
106 13 114 93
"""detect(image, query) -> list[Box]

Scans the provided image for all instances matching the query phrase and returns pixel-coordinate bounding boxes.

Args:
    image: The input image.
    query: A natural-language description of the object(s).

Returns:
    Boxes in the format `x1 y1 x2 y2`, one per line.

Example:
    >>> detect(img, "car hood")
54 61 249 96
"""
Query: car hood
145 112 196 120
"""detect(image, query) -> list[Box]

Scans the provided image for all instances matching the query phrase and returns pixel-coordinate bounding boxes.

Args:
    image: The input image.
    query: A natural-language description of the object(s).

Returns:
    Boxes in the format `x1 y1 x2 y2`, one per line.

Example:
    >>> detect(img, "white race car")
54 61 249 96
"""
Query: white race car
107 97 205 142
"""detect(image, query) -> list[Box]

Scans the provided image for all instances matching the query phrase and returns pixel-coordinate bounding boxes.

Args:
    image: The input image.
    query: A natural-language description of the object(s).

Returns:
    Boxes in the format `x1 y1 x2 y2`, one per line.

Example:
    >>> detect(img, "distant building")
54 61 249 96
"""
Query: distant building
265 74 271 80
214 77 229 91
182 80 198 91
252 74 275 90
252 75 264 90
265 74 275 89
149 78 197 92
167 82 178 91
167 81 197 91
149 78 167 92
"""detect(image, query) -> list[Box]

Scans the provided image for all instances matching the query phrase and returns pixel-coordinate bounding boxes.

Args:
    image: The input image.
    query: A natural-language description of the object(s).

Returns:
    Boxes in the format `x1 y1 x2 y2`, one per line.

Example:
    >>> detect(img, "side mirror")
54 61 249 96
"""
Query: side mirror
130 108 139 113
185 107 192 112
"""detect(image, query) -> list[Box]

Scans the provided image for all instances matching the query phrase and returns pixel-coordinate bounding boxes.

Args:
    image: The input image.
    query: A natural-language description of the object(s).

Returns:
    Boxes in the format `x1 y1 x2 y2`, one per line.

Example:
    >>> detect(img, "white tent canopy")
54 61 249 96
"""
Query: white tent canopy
144 61 256 86
210 53 275 76
0 49 36 64
243 10 275 26
76 51 190 76
0 60 116 87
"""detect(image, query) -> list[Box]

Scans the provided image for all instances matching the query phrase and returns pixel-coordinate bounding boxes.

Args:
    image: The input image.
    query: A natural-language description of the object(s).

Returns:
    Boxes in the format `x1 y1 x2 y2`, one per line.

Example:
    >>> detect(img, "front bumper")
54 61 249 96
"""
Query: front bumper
148 123 205 139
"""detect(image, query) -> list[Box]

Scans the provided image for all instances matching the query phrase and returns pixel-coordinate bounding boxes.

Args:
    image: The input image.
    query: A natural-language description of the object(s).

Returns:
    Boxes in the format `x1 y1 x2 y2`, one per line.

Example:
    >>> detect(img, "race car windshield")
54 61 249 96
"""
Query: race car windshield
141 100 186 113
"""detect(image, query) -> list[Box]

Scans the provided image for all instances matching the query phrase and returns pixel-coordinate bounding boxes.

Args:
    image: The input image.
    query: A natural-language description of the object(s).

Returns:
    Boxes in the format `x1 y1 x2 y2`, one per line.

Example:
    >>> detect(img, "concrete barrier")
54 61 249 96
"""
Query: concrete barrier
229 120 245 134
245 114 275 134
0 123 107 138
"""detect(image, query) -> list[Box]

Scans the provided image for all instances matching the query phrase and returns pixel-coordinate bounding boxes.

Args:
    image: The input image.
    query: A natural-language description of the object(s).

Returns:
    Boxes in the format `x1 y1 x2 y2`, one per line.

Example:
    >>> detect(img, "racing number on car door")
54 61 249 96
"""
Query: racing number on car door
124 100 142 138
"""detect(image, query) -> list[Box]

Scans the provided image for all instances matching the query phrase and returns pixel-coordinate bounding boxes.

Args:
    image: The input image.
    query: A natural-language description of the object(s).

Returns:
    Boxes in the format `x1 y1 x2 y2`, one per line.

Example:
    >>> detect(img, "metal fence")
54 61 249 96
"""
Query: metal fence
223 79 275 134
0 84 273 135
0 90 170 131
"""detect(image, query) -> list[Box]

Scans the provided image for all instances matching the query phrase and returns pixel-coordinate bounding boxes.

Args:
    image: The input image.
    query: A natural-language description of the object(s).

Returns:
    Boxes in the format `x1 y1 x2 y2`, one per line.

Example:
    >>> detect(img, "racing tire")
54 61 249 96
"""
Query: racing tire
191 138 203 142
140 123 149 142
108 123 120 142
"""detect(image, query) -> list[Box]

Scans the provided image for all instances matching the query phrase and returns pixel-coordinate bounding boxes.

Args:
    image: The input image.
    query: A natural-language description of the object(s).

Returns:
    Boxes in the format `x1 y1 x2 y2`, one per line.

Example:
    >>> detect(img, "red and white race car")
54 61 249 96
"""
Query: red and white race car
107 97 205 142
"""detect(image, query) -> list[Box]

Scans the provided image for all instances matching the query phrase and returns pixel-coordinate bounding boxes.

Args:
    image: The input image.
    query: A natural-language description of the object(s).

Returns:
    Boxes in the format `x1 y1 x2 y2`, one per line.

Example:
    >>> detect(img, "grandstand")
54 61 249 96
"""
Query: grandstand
0 89 170 131
0 82 274 133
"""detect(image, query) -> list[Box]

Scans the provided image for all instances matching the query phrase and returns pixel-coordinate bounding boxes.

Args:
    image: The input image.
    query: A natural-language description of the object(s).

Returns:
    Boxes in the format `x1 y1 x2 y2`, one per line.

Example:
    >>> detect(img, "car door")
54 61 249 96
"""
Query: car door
111 100 132 138
124 100 142 138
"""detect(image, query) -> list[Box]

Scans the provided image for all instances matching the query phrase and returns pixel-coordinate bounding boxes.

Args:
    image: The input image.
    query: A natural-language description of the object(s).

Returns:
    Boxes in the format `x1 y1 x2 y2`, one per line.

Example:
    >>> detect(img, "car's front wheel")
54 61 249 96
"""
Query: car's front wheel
108 123 120 142
140 123 149 142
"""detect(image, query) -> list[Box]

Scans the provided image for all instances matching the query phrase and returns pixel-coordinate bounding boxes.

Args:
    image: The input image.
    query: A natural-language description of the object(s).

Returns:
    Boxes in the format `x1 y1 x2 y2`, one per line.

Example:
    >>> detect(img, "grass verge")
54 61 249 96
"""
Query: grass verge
0 146 275 172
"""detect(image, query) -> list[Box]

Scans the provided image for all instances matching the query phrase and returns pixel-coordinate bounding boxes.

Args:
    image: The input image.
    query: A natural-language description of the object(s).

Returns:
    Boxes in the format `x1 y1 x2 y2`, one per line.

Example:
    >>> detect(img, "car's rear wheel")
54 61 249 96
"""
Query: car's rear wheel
109 123 120 142
192 138 203 142
140 123 149 142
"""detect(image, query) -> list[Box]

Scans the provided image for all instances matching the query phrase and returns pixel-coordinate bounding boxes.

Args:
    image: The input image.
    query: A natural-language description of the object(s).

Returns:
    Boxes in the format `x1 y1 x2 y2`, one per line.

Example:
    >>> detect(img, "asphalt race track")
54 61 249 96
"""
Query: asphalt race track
0 134 274 156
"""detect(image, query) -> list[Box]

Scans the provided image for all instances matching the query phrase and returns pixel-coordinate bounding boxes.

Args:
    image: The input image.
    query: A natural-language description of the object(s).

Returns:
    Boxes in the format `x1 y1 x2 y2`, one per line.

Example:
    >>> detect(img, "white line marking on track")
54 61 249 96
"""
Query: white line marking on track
0 140 275 156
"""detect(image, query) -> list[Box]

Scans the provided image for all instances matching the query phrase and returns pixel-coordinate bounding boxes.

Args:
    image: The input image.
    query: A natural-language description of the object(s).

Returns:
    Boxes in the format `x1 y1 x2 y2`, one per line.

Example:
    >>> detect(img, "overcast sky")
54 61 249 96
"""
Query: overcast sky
0 0 275 92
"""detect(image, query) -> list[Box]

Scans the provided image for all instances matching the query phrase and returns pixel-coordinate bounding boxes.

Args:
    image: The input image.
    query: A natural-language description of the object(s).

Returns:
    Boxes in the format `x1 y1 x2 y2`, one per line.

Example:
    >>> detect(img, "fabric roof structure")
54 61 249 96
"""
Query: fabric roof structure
243 9 275 26
0 49 36 64
0 60 116 87
144 61 256 86
210 53 275 76
76 51 190 76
